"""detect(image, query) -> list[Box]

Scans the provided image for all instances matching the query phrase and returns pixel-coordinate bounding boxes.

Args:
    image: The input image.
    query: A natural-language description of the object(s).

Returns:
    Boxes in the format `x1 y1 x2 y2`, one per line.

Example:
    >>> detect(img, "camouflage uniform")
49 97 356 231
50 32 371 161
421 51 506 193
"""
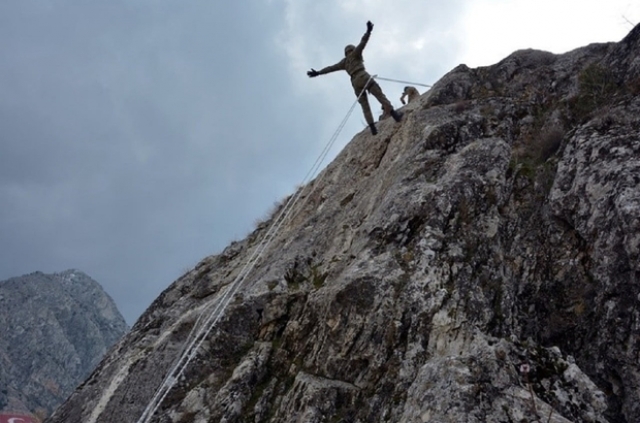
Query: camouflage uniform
308 22 401 134
379 106 391 120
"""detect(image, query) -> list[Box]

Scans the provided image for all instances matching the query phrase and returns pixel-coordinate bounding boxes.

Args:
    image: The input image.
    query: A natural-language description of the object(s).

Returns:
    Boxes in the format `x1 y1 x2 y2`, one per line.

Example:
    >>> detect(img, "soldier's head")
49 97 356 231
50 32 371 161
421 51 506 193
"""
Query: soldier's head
344 44 355 57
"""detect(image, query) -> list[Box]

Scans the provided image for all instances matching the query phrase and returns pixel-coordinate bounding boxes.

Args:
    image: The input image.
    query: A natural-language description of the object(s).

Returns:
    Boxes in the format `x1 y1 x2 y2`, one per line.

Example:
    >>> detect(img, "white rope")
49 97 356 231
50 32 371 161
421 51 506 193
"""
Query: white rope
375 75 432 88
135 75 374 423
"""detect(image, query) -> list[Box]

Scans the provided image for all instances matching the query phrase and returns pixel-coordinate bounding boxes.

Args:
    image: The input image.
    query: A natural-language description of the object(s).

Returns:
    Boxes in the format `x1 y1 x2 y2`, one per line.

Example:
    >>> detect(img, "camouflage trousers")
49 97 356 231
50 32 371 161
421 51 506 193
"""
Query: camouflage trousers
351 72 393 125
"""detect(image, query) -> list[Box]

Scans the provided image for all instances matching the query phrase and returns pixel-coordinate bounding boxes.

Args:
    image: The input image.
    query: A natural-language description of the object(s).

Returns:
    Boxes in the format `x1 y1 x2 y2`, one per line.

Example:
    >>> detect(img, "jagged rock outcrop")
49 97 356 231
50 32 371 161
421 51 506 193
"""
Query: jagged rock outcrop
0 270 128 419
47 24 640 423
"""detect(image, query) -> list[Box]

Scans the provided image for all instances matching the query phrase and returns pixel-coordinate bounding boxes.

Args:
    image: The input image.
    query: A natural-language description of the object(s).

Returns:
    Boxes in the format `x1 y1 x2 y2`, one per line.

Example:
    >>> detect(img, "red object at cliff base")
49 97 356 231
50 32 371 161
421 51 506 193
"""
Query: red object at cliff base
0 414 39 423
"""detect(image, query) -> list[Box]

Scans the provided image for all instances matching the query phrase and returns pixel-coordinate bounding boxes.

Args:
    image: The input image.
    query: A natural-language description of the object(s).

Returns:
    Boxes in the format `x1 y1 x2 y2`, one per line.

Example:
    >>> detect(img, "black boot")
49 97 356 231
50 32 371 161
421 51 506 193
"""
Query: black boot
390 109 403 122
369 123 378 135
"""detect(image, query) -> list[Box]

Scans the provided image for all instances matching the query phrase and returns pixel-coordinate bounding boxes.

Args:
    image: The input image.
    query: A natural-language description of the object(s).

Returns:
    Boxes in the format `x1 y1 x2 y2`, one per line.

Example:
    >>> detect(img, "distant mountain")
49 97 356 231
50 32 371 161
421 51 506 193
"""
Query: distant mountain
0 270 128 420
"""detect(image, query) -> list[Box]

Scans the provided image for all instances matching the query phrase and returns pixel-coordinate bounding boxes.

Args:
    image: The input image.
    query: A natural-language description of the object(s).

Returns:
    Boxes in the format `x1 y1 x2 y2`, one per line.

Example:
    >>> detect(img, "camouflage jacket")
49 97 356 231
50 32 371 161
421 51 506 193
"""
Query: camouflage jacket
317 31 371 79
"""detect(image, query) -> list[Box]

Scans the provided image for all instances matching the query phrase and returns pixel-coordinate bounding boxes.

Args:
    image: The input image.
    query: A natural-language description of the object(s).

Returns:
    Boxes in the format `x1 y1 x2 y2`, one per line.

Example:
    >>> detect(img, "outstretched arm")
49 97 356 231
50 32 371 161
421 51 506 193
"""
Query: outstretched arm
354 21 373 56
307 59 346 77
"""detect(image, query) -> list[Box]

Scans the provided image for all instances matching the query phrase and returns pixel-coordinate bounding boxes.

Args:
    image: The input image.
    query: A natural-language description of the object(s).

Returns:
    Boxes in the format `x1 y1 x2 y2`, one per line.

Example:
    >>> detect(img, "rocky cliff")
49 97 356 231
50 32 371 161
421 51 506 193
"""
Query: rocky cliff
47 24 640 423
0 270 128 419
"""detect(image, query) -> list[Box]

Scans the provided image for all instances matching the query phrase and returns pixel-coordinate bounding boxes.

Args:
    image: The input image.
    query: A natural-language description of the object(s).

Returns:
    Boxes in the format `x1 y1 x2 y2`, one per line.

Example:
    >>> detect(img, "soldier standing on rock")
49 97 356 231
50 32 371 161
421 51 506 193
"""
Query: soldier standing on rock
307 21 403 136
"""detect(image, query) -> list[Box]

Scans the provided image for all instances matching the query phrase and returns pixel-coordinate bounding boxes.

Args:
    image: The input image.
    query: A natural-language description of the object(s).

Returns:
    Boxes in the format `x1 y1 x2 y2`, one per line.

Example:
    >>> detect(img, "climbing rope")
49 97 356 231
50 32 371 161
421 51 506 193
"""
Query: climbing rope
375 75 432 88
135 75 374 423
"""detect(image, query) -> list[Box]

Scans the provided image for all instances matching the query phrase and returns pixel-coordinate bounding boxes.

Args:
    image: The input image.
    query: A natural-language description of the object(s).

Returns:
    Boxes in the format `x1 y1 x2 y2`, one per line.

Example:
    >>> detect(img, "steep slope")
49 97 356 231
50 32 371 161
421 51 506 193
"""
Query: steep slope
48 25 640 423
0 270 128 419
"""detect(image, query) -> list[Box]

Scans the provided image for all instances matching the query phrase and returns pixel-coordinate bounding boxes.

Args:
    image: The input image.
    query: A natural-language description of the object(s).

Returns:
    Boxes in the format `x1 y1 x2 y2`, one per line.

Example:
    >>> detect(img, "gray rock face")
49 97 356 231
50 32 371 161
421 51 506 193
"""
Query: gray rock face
0 270 128 419
48 25 640 423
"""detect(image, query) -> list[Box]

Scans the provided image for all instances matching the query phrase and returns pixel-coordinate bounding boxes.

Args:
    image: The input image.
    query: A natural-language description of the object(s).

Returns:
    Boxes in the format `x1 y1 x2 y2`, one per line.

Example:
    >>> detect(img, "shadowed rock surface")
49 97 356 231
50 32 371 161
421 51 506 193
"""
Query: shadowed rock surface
48 24 640 423
0 270 128 419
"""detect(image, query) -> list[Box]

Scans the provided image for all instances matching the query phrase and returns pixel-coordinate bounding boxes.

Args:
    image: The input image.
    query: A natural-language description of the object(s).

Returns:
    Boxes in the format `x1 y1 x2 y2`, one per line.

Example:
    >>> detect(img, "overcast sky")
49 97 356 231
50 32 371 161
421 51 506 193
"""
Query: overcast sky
1 0 637 324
